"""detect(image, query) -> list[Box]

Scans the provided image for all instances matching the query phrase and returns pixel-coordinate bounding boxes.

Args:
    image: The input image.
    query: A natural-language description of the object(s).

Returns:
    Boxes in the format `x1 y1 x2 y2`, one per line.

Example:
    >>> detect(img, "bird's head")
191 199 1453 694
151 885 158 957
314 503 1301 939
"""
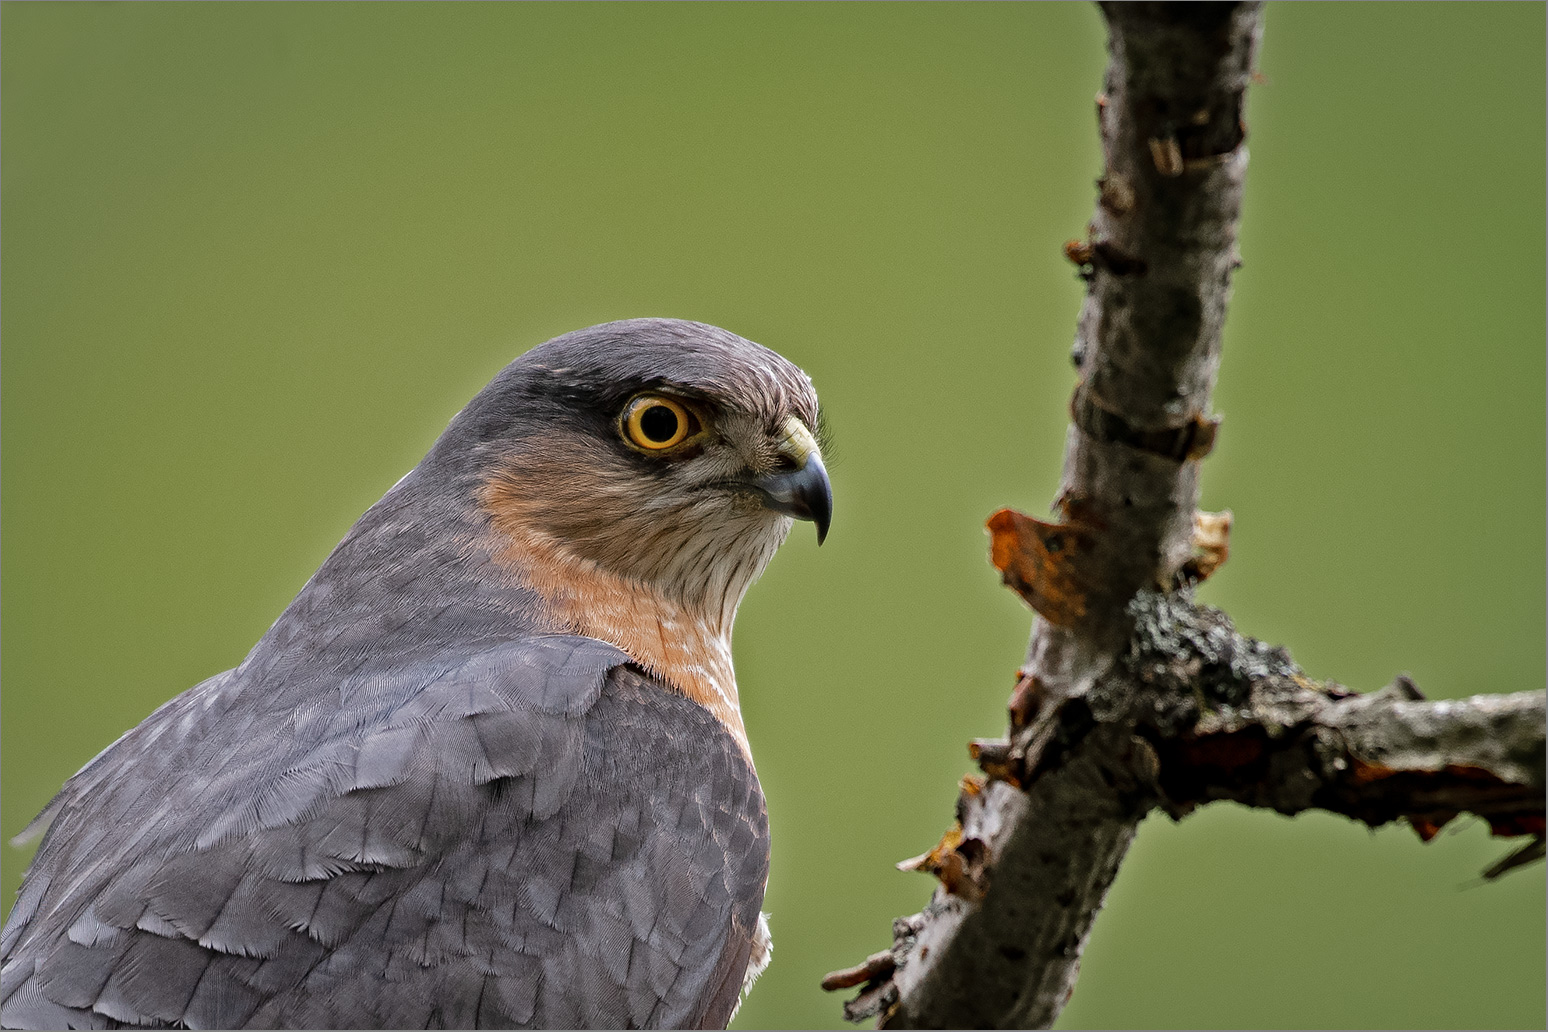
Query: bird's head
439 319 830 642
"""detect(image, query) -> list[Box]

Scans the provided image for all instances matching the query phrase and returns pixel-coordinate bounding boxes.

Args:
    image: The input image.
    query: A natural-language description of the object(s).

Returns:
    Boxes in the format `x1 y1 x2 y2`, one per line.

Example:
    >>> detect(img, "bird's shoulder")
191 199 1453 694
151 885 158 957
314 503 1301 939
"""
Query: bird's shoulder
2 634 770 1030
12 634 635 897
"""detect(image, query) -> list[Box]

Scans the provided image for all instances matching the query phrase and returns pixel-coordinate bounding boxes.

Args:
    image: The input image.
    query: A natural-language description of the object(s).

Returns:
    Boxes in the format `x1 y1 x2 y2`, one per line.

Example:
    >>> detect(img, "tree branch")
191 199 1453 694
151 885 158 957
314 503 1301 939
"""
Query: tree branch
829 588 1545 1028
821 3 1546 1027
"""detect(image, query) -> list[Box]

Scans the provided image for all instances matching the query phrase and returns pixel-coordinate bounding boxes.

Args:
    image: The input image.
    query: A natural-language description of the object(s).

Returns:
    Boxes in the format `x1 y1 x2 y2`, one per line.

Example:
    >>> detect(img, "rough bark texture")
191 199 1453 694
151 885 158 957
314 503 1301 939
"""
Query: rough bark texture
822 4 1547 1028
829 592 1546 1029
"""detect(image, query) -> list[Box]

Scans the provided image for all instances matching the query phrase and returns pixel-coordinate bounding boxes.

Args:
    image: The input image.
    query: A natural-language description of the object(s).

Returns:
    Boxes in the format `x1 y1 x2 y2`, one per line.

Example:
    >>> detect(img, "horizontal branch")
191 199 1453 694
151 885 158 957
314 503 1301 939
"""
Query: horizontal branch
1123 591 1545 836
1152 674 1545 838
827 590 1545 1027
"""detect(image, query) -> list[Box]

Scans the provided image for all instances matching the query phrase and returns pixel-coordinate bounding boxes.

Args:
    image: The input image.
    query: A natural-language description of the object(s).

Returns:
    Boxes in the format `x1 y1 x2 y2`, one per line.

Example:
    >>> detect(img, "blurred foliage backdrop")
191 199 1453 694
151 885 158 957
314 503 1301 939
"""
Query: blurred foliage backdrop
3 3 1543 1028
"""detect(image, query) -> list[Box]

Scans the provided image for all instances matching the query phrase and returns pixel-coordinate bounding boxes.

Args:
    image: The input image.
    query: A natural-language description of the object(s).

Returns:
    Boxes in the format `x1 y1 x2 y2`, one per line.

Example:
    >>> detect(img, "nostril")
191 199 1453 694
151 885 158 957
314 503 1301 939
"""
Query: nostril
768 453 803 474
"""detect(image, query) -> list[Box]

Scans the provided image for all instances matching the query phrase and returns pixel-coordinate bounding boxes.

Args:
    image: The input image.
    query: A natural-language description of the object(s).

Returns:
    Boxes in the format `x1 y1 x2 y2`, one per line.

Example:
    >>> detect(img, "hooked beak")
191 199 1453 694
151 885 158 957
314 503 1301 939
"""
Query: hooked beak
751 417 832 545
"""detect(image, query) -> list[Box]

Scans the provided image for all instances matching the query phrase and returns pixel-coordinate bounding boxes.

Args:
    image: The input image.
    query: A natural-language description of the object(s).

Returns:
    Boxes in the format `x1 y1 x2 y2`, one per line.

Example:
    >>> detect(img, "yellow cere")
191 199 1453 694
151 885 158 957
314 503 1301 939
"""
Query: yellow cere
775 416 820 466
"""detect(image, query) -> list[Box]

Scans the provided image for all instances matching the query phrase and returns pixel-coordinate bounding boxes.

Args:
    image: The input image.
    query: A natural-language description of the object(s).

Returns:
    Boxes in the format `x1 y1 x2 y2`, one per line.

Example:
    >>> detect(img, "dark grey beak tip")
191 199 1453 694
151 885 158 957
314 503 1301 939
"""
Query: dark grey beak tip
752 453 832 545
811 482 831 546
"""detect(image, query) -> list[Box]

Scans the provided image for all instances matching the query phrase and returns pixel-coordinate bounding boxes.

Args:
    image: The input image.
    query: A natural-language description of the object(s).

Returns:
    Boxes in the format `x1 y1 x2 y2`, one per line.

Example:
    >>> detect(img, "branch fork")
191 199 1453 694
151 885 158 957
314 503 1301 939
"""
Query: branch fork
820 4 1545 1027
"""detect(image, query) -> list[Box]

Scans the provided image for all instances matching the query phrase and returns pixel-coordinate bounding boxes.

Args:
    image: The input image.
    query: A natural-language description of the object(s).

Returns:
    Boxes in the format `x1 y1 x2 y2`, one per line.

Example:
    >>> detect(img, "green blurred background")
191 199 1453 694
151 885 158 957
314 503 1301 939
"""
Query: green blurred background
3 3 1543 1028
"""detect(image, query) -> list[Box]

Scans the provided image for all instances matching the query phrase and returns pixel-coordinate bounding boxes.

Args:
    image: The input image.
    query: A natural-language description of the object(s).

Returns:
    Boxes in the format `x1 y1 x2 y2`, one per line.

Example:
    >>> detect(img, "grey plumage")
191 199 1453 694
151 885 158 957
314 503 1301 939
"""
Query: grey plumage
2 319 827 1029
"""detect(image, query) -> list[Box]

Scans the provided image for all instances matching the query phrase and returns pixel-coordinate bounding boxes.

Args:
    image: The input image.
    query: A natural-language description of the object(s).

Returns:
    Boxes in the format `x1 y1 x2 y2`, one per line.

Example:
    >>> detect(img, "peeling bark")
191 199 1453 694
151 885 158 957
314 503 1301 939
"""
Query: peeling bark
821 3 1546 1028
830 588 1546 1030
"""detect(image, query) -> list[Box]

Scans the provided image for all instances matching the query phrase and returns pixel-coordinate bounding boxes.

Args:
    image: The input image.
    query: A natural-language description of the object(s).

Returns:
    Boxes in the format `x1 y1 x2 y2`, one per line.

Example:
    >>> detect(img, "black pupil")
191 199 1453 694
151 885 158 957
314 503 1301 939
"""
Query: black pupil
639 405 679 443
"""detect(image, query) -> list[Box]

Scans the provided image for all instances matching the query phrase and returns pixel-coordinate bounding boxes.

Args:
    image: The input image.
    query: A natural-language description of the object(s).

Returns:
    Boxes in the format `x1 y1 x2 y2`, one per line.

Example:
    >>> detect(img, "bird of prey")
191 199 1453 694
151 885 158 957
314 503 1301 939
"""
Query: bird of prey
0 318 832 1030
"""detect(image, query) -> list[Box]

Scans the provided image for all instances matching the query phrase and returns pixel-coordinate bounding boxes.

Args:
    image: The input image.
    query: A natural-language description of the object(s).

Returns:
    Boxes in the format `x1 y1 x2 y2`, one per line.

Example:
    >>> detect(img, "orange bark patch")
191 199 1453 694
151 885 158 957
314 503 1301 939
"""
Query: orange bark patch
1407 815 1450 842
1181 509 1232 584
897 822 989 901
1177 731 1265 772
1008 672 1050 730
819 950 896 993
986 508 1094 626
1489 815 1546 838
1064 238 1096 266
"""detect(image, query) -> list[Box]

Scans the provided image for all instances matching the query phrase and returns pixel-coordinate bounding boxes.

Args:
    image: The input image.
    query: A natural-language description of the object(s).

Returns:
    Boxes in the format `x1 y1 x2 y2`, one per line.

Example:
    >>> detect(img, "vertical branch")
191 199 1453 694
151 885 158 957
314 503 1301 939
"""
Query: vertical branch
839 6 1266 1028
826 7 1542 1027
1039 0 1260 687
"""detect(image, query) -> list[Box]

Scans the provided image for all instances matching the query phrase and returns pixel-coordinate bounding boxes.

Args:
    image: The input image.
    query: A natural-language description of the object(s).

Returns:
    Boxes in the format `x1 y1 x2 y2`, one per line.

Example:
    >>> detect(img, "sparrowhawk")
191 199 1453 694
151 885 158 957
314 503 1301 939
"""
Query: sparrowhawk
0 318 832 1030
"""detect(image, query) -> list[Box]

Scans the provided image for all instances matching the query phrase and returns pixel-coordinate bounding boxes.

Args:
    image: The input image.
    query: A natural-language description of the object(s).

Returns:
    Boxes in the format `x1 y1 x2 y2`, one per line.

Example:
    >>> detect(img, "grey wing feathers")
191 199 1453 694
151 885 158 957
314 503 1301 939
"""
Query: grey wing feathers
1 637 770 1030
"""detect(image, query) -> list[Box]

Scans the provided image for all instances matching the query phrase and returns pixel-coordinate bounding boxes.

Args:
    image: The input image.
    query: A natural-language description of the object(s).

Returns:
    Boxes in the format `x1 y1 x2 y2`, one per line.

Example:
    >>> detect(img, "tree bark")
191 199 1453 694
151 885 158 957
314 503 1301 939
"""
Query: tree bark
820 4 1547 1027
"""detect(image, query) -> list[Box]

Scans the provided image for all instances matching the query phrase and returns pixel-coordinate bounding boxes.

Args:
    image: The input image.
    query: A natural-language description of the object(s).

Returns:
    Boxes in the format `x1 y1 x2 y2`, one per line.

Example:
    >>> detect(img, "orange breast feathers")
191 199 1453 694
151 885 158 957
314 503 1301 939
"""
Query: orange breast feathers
478 479 751 759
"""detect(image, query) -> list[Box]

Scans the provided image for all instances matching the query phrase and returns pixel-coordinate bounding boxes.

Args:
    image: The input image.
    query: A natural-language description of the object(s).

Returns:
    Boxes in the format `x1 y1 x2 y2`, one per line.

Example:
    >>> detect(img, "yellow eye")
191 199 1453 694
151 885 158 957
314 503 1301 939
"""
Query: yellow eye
622 395 696 451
